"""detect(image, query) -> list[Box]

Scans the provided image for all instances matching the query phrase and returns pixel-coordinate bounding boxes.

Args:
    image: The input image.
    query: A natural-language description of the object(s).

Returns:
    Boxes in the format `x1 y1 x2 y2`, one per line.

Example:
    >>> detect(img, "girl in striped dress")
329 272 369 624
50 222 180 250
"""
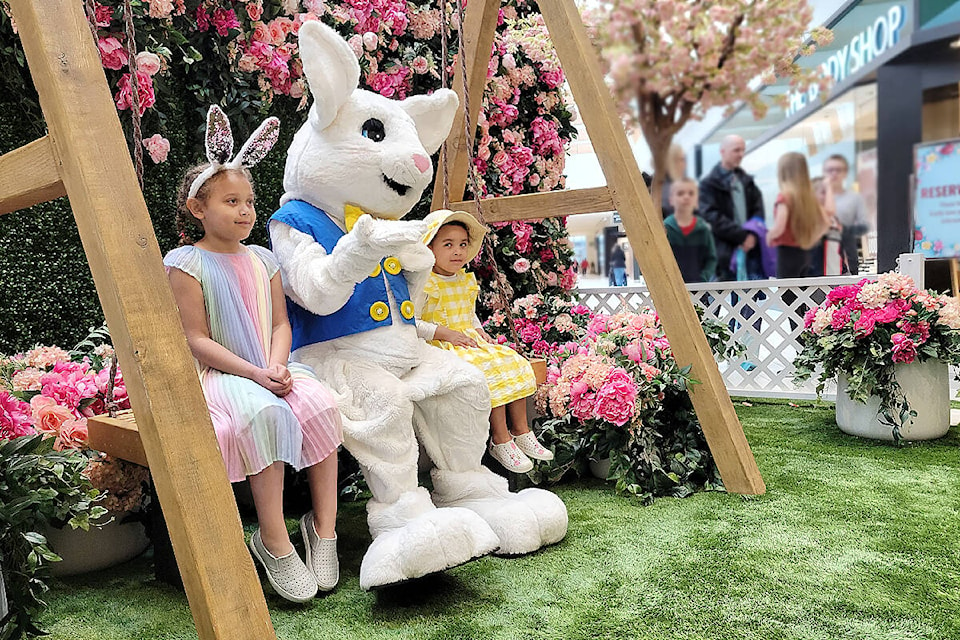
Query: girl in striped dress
418 210 554 473
163 107 342 603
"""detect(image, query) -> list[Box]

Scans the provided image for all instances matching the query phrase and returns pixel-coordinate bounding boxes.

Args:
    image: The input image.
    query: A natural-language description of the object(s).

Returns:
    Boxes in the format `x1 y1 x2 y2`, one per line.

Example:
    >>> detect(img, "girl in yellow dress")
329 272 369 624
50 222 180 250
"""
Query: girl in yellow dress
417 210 554 473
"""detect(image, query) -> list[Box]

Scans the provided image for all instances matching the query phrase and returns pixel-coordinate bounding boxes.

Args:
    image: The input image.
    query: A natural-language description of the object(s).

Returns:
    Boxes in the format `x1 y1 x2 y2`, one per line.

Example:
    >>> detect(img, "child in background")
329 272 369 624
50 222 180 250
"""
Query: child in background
163 107 342 603
663 177 717 283
811 177 843 276
417 210 553 473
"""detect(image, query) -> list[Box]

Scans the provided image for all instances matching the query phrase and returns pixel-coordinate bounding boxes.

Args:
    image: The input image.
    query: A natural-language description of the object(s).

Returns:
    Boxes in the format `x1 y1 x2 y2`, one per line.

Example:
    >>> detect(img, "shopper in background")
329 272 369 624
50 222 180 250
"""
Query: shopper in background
660 143 688 219
767 152 834 278
663 177 716 283
609 243 627 286
699 135 765 281
823 154 868 275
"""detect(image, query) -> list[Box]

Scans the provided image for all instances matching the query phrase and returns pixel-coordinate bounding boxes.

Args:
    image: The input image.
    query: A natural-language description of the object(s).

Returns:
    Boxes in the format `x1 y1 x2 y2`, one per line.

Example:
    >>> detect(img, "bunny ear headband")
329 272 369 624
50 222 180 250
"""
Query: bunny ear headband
187 105 281 199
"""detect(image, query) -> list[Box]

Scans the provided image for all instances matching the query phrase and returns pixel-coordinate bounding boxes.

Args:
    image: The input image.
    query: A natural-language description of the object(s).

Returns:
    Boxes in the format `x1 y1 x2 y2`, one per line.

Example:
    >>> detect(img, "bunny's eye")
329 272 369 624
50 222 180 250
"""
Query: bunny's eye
361 119 386 142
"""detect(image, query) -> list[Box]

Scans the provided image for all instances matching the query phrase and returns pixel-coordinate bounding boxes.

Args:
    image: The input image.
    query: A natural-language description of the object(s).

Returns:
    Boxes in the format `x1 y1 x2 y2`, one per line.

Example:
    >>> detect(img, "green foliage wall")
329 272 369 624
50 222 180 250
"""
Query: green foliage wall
0 75 302 355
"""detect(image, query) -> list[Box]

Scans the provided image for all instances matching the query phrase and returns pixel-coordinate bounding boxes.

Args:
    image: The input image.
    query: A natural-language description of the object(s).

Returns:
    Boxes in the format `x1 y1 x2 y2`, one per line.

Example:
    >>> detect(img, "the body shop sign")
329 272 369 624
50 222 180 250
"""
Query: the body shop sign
786 3 908 117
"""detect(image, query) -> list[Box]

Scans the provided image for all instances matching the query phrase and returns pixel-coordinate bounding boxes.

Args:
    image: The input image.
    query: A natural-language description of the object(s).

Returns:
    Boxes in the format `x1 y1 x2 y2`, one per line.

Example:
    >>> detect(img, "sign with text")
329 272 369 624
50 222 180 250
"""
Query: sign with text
913 138 960 258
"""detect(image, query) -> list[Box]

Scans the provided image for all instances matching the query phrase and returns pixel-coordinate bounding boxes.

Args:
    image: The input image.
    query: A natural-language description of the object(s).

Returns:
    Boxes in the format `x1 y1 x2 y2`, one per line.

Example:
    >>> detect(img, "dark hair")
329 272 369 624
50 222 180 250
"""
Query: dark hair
825 154 849 171
432 220 471 244
174 164 253 246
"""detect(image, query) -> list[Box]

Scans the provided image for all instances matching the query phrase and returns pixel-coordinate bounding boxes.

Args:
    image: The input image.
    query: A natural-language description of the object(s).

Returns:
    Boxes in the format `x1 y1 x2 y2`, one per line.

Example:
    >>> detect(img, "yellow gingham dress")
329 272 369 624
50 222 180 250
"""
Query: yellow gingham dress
421 269 536 408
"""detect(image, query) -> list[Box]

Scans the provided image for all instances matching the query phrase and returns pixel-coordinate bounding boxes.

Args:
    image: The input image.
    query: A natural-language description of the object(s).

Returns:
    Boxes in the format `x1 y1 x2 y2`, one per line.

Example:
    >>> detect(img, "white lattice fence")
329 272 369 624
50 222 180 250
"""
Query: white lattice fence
578 276 874 399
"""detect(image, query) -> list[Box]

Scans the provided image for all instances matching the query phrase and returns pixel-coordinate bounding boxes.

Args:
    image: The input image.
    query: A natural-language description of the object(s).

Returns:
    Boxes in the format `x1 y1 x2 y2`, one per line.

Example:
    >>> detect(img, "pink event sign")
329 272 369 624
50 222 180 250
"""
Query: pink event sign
913 138 960 258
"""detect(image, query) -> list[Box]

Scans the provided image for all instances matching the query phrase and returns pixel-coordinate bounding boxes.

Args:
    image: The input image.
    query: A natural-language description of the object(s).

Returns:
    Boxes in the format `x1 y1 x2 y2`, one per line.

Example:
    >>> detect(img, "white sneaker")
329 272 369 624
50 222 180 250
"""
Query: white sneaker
249 528 318 603
300 511 339 591
489 439 534 473
513 431 555 461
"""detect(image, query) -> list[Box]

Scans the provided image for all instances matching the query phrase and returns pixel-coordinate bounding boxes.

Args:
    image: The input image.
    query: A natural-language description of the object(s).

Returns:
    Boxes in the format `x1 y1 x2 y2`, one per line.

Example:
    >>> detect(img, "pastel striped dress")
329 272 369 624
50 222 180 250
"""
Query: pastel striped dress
420 269 536 408
163 245 342 482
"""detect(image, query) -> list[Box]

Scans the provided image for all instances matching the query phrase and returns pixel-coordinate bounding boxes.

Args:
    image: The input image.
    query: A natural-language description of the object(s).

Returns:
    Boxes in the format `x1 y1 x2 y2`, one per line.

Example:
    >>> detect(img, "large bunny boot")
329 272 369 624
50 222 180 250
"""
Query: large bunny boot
295 343 499 590
406 345 569 555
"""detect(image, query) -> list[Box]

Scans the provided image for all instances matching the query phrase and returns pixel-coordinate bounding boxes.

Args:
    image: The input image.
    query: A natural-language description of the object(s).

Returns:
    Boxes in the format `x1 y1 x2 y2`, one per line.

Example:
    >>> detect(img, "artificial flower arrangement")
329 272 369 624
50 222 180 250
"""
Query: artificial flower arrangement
496 304 742 504
0 328 150 513
481 292 594 357
793 273 960 442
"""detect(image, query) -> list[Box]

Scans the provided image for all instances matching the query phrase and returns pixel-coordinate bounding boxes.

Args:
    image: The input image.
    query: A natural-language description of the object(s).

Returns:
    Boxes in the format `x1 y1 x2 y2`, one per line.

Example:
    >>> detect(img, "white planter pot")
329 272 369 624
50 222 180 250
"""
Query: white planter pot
589 457 611 480
45 512 150 577
836 358 950 441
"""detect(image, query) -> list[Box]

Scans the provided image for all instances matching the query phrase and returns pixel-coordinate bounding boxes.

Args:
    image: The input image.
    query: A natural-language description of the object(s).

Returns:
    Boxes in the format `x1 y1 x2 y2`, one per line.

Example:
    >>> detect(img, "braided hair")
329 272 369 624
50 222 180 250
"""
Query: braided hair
174 164 253 246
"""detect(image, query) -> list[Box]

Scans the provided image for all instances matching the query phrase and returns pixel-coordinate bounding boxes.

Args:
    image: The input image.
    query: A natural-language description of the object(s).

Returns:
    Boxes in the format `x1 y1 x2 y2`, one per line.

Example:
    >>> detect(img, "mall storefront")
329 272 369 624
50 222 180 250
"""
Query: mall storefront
696 0 960 273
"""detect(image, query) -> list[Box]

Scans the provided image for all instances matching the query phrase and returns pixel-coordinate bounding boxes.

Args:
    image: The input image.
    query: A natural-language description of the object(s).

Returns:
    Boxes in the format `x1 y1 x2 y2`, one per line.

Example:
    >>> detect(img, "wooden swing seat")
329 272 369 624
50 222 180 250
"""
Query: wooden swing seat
87 410 148 467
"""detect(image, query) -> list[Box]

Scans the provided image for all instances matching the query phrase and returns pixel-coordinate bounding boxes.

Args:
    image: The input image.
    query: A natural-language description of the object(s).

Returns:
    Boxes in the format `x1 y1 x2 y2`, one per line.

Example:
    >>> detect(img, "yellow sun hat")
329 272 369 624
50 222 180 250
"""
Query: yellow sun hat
421 209 488 263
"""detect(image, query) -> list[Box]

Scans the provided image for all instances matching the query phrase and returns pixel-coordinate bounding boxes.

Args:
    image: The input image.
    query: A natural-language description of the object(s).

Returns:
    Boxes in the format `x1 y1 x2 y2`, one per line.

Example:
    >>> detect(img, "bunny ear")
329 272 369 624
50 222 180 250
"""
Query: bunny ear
231 117 280 169
205 105 234 165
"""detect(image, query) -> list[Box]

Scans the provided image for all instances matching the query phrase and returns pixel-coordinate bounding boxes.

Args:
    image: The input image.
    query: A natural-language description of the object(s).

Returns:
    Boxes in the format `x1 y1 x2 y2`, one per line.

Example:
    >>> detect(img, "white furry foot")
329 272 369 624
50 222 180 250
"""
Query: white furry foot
359 488 499 590
430 468 568 556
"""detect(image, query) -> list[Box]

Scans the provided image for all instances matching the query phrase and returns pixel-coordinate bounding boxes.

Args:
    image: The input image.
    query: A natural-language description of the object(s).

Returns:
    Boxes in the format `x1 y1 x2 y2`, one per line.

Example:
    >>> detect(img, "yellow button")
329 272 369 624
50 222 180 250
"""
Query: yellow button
369 301 389 322
400 300 415 319
370 264 382 278
384 257 402 275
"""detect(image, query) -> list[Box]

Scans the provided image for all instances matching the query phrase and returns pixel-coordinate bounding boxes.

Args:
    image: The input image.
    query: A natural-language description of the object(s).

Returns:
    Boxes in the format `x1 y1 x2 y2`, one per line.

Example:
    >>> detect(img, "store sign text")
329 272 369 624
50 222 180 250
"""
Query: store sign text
786 4 907 118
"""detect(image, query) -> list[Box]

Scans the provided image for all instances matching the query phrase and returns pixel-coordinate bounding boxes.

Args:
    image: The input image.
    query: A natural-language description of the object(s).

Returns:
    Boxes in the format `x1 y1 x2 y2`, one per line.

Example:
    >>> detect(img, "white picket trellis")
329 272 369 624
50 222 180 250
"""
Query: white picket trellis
578 276 875 399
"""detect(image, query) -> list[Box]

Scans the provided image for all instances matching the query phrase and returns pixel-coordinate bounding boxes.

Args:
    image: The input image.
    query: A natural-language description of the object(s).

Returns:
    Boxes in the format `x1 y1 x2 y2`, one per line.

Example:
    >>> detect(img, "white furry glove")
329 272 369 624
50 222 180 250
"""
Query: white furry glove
353 215 429 258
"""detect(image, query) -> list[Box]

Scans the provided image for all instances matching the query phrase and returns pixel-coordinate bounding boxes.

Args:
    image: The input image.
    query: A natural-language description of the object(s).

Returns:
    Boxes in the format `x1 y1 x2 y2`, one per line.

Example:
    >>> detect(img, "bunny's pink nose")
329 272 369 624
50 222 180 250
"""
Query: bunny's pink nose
413 154 430 173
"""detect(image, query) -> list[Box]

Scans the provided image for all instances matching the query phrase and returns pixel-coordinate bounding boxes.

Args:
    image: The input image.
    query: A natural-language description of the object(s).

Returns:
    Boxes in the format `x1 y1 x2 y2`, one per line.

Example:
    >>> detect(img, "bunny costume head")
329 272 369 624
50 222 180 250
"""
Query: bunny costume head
282 22 457 220
269 21 567 591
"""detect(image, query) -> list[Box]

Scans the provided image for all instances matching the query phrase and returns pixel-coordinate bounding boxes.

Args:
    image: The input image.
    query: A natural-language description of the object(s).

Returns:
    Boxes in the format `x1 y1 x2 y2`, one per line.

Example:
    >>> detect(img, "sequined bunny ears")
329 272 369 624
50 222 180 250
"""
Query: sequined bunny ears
187 105 281 199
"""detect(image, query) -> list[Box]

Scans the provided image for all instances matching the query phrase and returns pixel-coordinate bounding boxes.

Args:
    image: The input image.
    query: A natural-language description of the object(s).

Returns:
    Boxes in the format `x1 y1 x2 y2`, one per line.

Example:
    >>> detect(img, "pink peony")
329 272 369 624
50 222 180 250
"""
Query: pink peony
594 368 637 426
519 322 542 344
0 391 34 440
98 36 128 70
143 134 170 164
347 34 363 58
560 267 578 291
891 332 918 364
513 258 531 273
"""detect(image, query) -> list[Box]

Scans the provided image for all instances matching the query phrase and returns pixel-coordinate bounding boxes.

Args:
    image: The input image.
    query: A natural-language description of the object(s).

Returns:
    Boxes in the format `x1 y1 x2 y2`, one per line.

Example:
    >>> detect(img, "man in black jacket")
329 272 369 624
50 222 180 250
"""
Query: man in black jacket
698 135 765 281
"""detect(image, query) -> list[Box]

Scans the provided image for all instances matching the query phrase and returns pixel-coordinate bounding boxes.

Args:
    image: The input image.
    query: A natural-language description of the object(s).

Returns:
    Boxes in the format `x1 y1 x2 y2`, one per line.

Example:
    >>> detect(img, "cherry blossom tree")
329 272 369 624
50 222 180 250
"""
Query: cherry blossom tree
584 0 832 213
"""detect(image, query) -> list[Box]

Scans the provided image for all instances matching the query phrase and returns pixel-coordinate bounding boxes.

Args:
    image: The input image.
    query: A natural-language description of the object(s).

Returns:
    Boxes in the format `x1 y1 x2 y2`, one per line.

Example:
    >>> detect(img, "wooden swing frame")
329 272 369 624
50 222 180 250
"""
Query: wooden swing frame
0 1 763 638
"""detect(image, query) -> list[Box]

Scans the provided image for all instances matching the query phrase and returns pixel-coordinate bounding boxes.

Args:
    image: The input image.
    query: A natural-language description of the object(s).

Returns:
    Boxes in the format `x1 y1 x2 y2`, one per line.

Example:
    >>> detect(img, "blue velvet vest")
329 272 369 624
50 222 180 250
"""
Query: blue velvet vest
271 200 416 351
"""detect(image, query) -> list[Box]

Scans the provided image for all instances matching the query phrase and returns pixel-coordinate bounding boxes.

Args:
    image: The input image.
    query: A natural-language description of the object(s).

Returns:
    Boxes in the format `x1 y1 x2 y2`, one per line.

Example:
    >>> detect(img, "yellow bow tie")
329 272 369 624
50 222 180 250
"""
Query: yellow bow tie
344 204 367 232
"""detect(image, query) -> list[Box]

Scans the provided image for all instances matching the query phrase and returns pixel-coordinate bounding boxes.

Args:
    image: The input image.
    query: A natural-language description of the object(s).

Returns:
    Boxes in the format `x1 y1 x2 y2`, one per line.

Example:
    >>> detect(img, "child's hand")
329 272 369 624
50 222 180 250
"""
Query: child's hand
436 326 478 348
255 364 293 397
475 327 494 344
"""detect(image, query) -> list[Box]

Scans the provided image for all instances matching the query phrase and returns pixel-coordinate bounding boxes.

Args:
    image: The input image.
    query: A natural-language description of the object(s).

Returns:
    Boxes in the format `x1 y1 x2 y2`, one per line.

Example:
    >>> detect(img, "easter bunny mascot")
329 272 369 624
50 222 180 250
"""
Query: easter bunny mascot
269 21 567 590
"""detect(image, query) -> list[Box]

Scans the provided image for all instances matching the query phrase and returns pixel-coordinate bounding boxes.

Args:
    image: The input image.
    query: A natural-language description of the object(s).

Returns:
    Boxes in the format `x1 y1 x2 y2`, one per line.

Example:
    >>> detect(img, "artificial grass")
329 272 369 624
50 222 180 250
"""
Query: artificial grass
40 400 960 640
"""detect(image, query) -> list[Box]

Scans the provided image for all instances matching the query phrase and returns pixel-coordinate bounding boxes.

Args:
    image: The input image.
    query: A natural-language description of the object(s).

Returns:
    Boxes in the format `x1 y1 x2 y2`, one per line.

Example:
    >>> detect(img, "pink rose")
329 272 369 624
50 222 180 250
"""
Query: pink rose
362 31 378 51
142 134 170 164
30 395 74 438
541 69 564 88
246 1 263 21
513 258 531 273
55 418 89 451
560 267 577 291
347 34 363 57
0 391 34 440
546 272 558 287
98 36 128 71
135 51 162 76
411 56 429 75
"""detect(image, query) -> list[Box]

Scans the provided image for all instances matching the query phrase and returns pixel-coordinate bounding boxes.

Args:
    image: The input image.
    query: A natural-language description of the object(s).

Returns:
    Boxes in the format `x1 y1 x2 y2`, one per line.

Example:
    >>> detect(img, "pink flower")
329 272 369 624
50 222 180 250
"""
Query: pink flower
519 323 542 344
246 1 263 21
12 368 43 392
891 332 918 364
362 31 379 51
55 418 89 451
546 272 558 287
93 2 113 27
143 134 170 164
513 258 531 273
30 395 74 438
560 267 577 290
195 5 211 31
0 391 34 440
115 71 156 115
410 56 429 75
212 8 241 37
136 51 162 76
594 368 637 426
24 345 69 369
98 36 128 71
541 68 564 88
827 284 861 305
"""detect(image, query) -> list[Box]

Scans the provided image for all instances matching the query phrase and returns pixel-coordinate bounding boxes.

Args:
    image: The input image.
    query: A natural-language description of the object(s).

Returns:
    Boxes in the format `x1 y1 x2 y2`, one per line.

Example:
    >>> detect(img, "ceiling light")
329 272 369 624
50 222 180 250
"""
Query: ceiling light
950 37 960 49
